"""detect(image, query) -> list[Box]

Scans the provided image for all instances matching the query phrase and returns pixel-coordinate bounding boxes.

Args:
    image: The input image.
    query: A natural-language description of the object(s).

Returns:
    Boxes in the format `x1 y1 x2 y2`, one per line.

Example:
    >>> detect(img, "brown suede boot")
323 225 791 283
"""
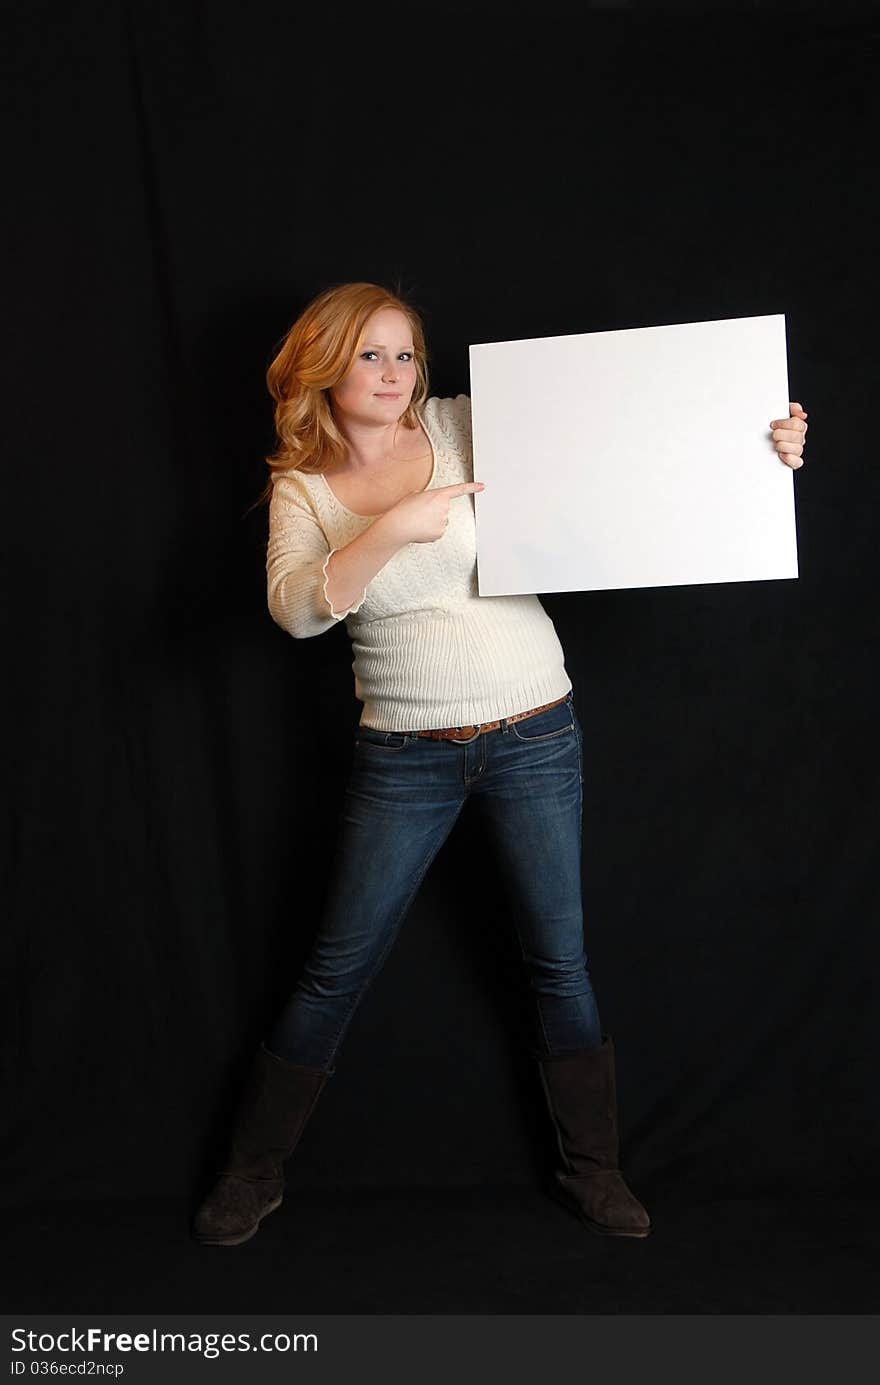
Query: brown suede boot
536 1035 651 1238
191 1043 334 1246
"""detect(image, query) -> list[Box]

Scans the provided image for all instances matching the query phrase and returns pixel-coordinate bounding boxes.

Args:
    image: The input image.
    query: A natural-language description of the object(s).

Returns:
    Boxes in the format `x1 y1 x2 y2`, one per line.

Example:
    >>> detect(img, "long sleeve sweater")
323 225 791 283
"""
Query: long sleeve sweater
266 393 573 731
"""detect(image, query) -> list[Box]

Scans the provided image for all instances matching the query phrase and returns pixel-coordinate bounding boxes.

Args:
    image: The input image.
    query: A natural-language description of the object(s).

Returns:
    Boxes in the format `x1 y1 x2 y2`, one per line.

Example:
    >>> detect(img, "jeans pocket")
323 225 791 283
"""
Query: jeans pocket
355 726 410 752
509 695 575 743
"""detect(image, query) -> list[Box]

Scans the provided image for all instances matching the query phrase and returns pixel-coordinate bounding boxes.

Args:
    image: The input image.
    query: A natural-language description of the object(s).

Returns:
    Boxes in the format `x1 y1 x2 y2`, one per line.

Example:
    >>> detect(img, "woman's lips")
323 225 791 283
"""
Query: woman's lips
375 392 401 398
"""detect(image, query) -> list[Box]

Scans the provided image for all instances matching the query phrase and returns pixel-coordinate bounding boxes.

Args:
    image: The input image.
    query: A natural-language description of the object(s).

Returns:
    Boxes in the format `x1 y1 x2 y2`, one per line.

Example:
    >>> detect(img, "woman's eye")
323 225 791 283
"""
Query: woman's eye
361 352 413 361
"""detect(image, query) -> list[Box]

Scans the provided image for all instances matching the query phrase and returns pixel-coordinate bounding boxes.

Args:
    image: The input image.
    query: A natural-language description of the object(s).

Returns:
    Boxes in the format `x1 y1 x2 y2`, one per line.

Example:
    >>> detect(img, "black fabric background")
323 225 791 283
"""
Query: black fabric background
3 0 878 1224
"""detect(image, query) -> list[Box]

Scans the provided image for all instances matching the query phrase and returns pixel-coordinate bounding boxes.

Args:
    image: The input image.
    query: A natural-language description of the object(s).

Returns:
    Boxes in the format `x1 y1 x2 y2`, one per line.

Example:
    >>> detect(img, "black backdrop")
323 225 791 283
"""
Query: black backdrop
3 0 878 1258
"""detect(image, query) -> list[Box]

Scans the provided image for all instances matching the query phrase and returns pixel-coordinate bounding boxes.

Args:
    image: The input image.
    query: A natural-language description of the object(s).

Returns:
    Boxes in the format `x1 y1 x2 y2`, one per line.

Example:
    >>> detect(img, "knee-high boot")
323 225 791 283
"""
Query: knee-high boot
192 1042 334 1246
536 1034 651 1238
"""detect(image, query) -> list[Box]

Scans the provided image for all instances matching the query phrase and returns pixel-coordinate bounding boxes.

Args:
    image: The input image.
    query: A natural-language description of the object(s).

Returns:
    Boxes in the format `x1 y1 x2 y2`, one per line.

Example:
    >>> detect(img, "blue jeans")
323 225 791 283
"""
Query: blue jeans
264 691 602 1069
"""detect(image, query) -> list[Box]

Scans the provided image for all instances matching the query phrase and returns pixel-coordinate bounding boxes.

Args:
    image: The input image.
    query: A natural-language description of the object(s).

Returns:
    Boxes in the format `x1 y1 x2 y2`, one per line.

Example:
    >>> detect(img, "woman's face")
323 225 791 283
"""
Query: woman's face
330 307 418 427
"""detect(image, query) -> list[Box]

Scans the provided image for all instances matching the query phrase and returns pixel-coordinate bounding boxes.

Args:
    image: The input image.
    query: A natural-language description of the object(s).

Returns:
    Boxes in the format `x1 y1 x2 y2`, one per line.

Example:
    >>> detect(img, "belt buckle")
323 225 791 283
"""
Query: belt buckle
449 724 481 743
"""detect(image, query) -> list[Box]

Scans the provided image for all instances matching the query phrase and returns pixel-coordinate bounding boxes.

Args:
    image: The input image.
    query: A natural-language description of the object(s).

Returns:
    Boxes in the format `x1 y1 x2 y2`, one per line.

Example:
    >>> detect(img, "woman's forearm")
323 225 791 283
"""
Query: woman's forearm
322 513 408 618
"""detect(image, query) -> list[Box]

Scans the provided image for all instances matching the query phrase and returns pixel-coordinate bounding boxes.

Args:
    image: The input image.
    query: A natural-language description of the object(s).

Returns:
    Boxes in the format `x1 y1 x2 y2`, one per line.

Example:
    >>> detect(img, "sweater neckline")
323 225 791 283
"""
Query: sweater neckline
319 410 438 519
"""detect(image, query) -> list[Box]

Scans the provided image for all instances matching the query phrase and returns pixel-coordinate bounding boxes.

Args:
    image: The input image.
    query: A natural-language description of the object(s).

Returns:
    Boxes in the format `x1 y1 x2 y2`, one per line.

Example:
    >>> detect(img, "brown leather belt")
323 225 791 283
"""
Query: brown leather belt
414 694 569 743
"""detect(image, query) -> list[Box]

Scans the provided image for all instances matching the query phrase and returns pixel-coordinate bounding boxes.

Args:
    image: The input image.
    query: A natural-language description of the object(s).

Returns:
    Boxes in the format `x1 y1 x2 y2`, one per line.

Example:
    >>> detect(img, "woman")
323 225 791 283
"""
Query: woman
192 282 809 1246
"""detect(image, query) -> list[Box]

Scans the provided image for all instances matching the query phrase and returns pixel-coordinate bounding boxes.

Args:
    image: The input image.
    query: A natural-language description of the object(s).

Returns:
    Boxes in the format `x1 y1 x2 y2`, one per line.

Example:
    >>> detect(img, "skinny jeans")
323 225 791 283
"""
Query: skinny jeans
264 691 602 1069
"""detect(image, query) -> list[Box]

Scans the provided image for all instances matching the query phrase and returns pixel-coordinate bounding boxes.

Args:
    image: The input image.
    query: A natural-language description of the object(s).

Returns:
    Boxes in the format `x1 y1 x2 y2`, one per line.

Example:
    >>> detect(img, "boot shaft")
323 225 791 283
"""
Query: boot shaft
536 1036 619 1175
218 1043 335 1180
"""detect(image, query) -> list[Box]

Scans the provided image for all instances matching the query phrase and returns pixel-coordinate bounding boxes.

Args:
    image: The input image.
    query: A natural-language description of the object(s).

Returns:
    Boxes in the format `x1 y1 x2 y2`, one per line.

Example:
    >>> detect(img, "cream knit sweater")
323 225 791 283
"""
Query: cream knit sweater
266 393 572 731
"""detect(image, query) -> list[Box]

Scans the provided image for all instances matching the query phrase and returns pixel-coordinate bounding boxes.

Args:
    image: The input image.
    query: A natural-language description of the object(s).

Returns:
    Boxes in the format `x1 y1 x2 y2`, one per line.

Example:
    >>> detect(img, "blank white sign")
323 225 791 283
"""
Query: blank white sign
469 313 798 596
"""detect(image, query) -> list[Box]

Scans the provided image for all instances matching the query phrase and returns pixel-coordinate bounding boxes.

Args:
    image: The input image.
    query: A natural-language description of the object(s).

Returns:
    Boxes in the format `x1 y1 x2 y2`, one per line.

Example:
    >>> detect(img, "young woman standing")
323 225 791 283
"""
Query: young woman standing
192 281 808 1246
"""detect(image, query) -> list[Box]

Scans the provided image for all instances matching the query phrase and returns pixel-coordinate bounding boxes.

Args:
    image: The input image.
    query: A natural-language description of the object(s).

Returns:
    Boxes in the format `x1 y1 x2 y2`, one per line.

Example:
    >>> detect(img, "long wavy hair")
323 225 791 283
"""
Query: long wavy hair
251 281 431 510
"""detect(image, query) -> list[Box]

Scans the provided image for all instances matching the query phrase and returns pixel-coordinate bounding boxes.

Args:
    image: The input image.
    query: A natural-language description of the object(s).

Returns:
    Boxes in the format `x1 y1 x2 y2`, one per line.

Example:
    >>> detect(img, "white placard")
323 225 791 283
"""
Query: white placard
469 313 798 596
